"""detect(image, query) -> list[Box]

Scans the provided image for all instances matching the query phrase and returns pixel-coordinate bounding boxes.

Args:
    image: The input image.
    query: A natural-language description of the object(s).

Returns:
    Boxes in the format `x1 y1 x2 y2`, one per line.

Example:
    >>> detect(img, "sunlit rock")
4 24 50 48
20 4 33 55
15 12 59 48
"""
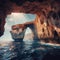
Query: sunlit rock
10 24 26 41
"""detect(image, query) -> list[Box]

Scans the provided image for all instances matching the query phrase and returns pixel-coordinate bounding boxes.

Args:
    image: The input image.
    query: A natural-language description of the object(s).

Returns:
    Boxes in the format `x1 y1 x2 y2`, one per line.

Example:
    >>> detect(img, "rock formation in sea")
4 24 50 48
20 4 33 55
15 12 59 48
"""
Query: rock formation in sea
10 12 60 43
0 0 60 43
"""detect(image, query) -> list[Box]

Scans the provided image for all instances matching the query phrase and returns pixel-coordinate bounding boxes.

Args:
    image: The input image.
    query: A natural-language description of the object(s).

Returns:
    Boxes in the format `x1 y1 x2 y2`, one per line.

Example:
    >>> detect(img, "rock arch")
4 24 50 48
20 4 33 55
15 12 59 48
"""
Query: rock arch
24 23 38 40
0 0 60 37
10 21 39 40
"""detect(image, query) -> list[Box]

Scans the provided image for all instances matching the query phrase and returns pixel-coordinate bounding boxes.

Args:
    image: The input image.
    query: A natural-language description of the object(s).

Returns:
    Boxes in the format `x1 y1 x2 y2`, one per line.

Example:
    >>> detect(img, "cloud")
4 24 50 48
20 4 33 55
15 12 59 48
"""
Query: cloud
8 18 14 22
5 23 11 30
9 13 27 23
7 13 35 24
25 27 33 34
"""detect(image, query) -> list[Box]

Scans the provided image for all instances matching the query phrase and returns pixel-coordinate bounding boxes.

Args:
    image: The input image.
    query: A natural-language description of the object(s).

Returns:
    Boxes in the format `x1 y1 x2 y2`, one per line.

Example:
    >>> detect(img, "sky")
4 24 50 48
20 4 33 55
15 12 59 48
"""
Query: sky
0 13 36 41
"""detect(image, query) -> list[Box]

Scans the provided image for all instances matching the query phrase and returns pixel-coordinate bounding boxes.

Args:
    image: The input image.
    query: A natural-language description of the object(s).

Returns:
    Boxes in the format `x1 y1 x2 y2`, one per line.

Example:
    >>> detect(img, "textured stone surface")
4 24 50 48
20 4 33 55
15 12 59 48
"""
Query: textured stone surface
10 14 60 43
0 0 60 37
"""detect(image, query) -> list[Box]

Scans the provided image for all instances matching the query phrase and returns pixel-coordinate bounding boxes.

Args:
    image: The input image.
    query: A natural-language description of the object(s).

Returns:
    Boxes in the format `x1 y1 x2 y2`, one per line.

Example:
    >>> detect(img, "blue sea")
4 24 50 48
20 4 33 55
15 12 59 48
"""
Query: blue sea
0 40 60 60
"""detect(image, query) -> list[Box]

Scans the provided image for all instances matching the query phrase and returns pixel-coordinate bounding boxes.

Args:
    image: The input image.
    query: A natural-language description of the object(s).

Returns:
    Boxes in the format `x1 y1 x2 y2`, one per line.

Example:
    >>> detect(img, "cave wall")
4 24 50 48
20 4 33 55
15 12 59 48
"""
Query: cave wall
0 0 60 37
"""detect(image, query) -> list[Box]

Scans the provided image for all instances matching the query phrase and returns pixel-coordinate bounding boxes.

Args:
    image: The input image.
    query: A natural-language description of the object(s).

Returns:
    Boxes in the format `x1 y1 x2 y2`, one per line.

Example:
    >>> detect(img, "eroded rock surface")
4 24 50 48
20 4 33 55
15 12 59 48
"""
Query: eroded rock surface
0 0 60 37
10 14 60 43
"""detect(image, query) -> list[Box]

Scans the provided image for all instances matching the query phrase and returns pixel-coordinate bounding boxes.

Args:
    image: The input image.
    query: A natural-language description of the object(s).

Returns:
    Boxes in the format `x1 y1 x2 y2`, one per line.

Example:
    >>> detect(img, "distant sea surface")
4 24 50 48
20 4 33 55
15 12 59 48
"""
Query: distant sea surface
0 40 60 60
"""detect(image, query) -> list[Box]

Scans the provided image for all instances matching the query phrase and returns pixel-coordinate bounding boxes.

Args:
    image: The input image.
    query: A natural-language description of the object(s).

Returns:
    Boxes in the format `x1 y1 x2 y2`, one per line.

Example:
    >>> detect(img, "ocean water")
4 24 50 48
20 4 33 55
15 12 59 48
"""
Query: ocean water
0 40 60 60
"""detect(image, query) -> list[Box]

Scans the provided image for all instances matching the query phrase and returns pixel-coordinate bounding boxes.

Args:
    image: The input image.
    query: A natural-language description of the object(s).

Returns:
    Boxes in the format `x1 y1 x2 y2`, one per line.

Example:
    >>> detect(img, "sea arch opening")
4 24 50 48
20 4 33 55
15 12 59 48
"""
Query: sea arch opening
24 27 34 40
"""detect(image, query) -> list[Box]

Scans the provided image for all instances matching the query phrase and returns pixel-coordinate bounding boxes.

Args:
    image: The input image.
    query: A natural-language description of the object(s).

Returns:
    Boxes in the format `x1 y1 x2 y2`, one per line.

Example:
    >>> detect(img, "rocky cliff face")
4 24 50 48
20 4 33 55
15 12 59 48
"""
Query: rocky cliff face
10 12 60 42
0 0 60 37
34 13 60 39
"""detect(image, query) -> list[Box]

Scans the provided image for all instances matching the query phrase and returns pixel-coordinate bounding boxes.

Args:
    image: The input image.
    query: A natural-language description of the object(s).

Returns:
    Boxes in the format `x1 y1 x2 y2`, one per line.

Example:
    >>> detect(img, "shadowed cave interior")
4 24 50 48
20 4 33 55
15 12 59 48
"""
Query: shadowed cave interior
0 0 60 60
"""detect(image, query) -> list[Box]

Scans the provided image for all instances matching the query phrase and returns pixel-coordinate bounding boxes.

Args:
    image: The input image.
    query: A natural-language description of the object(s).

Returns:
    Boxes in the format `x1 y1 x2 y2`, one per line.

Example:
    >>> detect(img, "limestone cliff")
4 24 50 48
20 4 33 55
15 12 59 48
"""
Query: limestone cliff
0 0 60 37
34 14 60 39
10 14 60 42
